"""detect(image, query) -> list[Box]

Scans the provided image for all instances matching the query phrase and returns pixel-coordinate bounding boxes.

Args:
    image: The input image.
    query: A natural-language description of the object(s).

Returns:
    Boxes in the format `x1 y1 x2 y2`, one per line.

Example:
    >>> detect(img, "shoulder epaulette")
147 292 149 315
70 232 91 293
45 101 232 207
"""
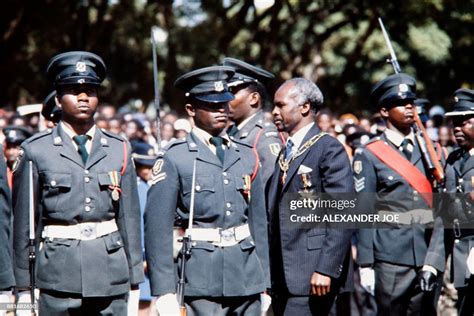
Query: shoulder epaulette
101 129 125 142
23 130 52 144
232 138 253 149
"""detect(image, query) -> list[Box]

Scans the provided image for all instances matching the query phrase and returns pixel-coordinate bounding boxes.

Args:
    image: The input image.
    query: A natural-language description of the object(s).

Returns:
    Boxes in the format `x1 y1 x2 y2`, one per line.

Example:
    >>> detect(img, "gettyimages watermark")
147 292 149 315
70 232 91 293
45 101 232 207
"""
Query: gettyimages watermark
281 192 474 229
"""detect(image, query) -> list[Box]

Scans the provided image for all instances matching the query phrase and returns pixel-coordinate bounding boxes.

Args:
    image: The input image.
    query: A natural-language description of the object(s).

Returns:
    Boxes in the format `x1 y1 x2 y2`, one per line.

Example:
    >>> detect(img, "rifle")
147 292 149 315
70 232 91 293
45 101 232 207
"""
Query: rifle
151 26 162 150
378 17 444 187
28 161 36 315
177 159 196 316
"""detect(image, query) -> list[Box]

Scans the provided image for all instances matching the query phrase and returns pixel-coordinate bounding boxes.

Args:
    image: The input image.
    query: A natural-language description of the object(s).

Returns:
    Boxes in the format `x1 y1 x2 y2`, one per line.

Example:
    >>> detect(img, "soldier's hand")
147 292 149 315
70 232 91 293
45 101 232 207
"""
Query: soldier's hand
310 272 331 296
418 267 438 292
155 293 181 316
359 267 375 296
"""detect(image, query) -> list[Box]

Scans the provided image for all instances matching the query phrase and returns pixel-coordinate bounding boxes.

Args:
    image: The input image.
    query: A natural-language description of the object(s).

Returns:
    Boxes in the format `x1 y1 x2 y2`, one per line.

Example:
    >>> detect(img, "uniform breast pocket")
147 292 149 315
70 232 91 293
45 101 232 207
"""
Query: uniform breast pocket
182 175 216 215
98 172 121 205
41 172 72 212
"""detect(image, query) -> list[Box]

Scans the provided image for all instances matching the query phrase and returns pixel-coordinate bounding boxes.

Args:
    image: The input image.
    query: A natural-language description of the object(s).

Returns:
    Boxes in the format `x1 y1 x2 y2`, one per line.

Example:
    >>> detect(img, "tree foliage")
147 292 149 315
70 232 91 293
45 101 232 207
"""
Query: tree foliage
1 0 472 115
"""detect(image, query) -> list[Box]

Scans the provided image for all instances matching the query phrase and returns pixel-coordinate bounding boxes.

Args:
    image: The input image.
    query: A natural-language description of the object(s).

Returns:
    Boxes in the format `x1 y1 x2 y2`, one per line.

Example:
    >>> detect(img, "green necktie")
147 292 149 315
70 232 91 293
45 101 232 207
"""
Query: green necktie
210 136 225 163
73 135 89 164
228 125 239 137
400 138 412 161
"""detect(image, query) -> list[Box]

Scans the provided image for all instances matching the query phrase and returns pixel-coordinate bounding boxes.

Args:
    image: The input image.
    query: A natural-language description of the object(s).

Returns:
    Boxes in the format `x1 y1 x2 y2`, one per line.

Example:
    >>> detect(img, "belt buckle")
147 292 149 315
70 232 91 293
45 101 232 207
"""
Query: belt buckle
81 224 97 240
218 228 235 247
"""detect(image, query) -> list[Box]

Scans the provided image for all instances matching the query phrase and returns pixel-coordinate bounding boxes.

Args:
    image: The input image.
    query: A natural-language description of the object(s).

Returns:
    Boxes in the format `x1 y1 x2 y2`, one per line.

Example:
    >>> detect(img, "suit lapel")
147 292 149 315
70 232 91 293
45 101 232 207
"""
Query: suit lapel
281 125 320 192
56 126 85 168
85 128 108 170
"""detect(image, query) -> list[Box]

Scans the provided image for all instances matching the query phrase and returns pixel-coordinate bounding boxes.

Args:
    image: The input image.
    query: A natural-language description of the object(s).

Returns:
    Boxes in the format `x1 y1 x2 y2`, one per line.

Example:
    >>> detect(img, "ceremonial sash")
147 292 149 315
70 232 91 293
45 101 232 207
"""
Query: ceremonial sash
366 140 433 208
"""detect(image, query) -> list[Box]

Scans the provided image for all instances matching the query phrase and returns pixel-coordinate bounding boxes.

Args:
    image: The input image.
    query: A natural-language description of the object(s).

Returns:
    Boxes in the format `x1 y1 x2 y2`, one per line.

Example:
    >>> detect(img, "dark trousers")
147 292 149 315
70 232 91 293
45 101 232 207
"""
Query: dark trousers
184 295 260 316
271 291 339 316
457 286 474 316
38 290 127 316
374 261 437 316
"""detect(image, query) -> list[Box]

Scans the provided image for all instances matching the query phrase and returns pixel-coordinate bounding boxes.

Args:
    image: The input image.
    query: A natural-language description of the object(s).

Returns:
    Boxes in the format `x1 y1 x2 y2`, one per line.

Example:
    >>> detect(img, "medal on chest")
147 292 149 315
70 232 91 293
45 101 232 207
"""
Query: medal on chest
108 171 121 201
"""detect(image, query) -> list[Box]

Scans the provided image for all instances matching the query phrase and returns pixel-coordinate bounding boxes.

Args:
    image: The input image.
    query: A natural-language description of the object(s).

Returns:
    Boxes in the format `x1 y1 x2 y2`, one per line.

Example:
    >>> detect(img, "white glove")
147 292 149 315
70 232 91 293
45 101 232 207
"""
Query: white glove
0 291 12 316
359 267 375 296
260 292 272 314
127 288 140 316
467 248 474 275
16 291 37 316
155 293 181 316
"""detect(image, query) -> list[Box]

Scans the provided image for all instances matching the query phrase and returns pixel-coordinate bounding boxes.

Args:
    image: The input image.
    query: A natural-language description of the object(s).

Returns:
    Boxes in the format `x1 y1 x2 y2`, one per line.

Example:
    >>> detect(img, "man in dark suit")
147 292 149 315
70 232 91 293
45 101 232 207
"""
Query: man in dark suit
223 57 282 187
0 155 14 312
268 78 354 315
353 73 438 315
12 51 144 315
145 66 270 316
422 88 474 315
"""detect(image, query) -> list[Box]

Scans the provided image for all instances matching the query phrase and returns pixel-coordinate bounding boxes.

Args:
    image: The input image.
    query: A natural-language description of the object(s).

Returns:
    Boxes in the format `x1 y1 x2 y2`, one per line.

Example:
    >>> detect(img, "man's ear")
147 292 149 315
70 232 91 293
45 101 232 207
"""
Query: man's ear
185 104 195 117
300 102 311 116
55 95 62 109
379 107 389 119
249 92 260 108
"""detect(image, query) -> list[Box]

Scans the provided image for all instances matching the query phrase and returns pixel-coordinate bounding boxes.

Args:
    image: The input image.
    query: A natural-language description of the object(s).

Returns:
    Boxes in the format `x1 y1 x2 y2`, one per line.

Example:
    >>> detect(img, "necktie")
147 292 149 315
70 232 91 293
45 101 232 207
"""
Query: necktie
73 135 89 164
210 136 225 163
228 125 239 137
285 139 294 160
400 138 412 161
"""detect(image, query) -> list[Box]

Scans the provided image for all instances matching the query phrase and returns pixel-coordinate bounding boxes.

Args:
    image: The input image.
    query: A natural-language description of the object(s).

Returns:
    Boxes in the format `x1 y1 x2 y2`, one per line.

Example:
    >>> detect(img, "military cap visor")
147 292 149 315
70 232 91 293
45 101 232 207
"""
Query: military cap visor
3 126 33 145
132 143 157 167
370 73 417 108
445 88 474 117
174 66 236 103
46 51 106 87
223 57 275 87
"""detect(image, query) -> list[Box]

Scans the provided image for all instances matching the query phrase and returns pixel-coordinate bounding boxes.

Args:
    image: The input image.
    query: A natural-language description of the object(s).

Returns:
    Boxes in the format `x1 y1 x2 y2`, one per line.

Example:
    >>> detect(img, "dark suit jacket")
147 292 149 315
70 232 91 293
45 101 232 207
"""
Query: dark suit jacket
0 156 14 289
12 125 144 296
267 124 354 296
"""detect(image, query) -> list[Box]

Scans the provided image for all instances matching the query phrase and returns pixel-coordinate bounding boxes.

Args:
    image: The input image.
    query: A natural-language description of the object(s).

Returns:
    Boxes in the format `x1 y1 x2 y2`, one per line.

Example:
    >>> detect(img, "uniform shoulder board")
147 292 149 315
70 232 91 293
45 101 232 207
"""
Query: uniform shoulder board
265 131 278 138
231 138 253 149
164 138 186 150
101 129 125 142
354 147 364 155
23 130 51 144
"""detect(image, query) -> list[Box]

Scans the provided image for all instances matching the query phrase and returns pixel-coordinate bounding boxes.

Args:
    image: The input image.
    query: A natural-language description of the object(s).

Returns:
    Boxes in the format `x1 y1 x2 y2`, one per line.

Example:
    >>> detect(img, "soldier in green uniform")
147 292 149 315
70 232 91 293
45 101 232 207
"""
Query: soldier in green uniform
145 66 270 316
223 57 282 187
12 51 144 315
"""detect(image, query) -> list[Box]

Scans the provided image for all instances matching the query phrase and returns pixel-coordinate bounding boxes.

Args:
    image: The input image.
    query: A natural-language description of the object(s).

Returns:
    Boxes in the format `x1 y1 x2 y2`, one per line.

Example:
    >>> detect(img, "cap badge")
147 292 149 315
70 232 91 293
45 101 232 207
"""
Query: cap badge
399 84 408 92
75 61 87 72
454 96 459 102
214 81 224 92
78 79 85 84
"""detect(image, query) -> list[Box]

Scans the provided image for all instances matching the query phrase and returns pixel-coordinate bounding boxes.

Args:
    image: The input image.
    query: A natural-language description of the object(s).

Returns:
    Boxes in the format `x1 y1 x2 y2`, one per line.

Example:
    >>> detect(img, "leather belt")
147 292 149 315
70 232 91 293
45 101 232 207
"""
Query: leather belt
42 219 118 241
185 224 251 247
